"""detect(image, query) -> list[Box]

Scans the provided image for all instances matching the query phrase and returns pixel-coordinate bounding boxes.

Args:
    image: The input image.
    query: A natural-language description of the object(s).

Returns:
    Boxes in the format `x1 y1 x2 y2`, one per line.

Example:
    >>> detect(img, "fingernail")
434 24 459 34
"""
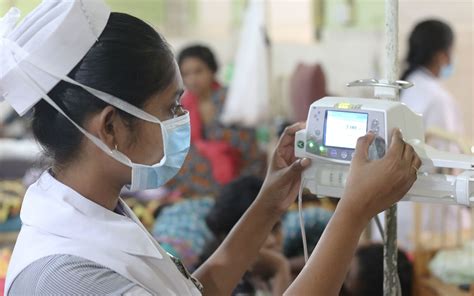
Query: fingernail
301 158 311 167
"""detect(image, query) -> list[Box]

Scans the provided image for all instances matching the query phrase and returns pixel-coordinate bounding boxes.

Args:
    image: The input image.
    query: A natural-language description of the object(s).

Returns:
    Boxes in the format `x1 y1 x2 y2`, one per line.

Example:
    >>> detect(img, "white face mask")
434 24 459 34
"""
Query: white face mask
14 56 190 191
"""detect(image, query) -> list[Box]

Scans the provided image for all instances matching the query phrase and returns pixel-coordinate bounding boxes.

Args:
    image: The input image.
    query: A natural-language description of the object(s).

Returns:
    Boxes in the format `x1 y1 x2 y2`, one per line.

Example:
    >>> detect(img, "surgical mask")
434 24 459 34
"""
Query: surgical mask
440 63 454 79
12 54 190 191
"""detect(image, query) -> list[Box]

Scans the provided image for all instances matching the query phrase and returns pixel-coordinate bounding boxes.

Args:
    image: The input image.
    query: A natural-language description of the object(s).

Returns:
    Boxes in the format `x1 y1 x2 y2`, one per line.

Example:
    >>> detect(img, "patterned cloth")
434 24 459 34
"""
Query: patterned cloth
152 198 215 270
166 87 266 198
152 199 333 270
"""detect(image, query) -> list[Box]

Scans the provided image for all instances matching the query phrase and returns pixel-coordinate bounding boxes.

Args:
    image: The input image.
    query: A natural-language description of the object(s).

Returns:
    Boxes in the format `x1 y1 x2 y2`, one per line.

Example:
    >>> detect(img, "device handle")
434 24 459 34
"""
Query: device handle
346 79 413 89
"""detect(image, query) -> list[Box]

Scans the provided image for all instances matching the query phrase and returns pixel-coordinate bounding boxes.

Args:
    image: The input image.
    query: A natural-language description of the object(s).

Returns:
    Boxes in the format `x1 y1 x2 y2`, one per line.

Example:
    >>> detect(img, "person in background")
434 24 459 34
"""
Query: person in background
1 1 422 294
167 45 265 198
340 243 413 296
200 176 291 296
397 19 470 252
401 19 463 151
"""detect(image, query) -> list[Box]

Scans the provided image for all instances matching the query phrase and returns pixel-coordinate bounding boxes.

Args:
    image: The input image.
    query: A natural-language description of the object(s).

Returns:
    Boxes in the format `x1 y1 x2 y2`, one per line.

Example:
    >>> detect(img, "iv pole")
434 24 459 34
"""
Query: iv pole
383 0 399 295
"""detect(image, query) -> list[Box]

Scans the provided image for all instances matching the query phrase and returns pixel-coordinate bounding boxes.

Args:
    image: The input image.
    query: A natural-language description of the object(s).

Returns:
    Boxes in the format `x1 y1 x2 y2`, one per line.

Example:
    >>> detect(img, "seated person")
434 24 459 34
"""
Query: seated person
166 45 266 198
340 243 413 296
200 176 291 295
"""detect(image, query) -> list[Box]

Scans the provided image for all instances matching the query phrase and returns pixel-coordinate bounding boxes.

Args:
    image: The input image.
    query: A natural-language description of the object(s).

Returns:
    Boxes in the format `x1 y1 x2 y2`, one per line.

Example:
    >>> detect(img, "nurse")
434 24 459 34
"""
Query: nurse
1 1 421 295
401 19 463 150
398 19 467 251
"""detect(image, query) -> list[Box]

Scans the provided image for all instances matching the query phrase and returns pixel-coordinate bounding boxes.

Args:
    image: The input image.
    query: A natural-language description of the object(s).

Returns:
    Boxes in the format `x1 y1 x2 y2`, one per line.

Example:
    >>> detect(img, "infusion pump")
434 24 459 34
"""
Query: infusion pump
295 96 474 206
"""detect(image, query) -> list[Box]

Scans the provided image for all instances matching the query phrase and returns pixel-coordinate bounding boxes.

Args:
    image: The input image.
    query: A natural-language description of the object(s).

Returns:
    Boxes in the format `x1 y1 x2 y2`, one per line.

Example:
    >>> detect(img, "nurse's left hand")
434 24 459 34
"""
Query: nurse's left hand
259 122 311 214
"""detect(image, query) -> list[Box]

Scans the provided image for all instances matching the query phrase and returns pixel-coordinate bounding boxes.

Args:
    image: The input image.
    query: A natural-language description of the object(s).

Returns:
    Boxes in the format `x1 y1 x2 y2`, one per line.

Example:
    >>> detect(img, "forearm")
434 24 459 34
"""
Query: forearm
284 203 369 296
272 264 292 296
193 194 281 296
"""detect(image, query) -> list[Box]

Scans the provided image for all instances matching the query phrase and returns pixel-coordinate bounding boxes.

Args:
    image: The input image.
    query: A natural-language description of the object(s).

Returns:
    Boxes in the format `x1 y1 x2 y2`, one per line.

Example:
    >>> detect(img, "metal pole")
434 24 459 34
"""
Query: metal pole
383 0 399 295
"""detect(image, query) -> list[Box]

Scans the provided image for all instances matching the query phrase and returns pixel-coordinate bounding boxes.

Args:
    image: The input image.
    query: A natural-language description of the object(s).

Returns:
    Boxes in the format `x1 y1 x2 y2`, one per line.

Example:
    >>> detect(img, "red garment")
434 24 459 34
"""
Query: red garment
181 83 241 184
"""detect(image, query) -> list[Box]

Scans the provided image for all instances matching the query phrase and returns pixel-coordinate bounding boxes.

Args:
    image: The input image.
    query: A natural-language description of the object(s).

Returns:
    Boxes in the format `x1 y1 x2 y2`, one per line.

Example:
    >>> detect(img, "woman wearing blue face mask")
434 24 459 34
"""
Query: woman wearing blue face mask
401 19 464 152
396 19 467 252
1 1 421 295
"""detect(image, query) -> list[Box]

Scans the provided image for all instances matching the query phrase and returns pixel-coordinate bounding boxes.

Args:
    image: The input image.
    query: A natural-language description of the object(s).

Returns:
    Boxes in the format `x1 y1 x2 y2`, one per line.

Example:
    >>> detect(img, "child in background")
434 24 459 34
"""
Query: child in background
200 176 291 296
340 243 413 296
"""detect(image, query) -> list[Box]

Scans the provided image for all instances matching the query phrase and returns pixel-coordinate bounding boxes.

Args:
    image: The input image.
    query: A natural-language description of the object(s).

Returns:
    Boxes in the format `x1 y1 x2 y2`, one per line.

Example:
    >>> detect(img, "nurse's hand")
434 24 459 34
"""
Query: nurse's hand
284 129 421 296
259 122 311 214
339 129 422 222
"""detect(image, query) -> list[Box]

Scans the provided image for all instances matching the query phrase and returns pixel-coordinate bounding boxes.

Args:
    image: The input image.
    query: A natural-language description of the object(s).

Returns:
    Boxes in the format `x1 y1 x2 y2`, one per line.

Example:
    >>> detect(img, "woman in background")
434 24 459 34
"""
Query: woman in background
397 19 469 251
401 19 463 150
167 45 265 198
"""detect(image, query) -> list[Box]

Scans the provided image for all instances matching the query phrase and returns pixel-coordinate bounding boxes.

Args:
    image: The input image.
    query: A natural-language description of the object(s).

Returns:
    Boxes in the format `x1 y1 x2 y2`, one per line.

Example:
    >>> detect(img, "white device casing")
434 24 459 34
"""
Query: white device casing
295 97 474 206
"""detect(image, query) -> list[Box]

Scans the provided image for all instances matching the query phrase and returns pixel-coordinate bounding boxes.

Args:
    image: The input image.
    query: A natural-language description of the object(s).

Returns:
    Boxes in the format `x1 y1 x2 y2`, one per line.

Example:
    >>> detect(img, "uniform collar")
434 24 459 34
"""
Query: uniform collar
418 67 437 79
20 171 163 259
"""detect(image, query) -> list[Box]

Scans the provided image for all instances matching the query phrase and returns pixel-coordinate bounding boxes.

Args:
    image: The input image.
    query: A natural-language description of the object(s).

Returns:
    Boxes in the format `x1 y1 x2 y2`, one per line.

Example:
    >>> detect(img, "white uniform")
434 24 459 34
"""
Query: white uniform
5 171 202 295
389 68 469 251
401 68 464 150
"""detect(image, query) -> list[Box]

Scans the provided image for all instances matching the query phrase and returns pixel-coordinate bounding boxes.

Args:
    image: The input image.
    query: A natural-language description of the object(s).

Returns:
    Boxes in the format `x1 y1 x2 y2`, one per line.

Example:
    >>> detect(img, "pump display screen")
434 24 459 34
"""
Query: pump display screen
324 111 368 149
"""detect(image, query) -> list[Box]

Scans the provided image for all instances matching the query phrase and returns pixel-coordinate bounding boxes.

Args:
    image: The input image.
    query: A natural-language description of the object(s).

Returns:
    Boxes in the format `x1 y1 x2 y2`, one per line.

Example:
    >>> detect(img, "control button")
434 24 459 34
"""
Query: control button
375 137 386 158
329 149 338 157
319 146 328 156
307 140 317 152
341 151 348 159
371 119 379 126
315 130 321 136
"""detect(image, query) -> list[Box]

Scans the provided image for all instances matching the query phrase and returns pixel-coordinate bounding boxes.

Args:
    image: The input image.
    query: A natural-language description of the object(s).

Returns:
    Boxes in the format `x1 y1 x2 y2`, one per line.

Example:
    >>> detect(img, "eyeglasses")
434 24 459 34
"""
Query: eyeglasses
170 102 186 118
167 90 187 119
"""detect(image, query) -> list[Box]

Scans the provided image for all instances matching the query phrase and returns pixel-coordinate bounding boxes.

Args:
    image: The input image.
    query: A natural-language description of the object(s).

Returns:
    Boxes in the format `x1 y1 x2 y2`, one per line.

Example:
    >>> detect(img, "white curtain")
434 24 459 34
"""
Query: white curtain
220 0 269 127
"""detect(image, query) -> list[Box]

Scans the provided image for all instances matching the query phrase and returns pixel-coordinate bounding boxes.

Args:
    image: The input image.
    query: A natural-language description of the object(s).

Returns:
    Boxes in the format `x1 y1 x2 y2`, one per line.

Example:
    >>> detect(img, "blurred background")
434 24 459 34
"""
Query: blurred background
1 0 472 144
0 1 472 295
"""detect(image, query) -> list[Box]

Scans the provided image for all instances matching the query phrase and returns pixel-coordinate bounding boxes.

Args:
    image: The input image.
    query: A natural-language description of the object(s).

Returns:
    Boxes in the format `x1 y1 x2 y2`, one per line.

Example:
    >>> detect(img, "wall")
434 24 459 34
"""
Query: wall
1 0 472 145
172 0 474 145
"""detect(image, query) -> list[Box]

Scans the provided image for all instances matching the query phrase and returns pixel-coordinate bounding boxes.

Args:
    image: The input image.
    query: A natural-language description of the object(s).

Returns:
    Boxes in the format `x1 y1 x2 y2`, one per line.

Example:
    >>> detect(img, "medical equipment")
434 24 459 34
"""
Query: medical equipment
295 79 474 207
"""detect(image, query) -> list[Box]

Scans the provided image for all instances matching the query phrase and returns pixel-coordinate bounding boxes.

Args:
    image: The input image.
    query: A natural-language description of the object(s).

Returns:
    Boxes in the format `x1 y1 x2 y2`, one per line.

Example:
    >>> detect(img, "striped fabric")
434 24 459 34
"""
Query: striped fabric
9 254 138 295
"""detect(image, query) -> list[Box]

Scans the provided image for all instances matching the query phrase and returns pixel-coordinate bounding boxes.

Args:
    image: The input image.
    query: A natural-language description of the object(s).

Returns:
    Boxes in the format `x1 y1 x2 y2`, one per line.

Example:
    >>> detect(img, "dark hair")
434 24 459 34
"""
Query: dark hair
342 244 413 296
32 13 176 166
177 45 218 73
401 19 454 80
205 176 263 236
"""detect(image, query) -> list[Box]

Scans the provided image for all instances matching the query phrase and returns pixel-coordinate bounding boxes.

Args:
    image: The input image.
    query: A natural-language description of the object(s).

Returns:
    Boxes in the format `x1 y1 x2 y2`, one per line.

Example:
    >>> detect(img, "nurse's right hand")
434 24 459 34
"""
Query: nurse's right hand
338 129 422 223
284 129 422 296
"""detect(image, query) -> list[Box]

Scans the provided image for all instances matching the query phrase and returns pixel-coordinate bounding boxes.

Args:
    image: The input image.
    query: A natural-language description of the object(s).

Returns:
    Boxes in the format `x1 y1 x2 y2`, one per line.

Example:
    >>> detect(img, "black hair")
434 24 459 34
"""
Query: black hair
341 244 413 296
195 176 264 269
32 13 176 166
177 45 219 73
205 176 264 237
401 19 454 80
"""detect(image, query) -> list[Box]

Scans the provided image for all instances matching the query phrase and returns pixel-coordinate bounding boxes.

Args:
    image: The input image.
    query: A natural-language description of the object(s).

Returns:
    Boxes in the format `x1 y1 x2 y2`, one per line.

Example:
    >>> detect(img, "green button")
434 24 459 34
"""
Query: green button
297 140 305 149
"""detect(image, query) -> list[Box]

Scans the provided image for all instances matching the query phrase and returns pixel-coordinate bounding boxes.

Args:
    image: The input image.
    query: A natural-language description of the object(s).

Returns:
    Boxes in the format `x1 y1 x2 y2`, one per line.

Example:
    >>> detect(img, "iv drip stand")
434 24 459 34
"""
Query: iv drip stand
383 0 399 295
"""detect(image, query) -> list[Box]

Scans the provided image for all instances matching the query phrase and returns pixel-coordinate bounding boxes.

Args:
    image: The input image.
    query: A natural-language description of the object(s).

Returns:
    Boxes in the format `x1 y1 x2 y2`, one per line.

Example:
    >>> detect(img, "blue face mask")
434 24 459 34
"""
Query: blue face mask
124 114 191 191
440 63 454 79
34 70 190 191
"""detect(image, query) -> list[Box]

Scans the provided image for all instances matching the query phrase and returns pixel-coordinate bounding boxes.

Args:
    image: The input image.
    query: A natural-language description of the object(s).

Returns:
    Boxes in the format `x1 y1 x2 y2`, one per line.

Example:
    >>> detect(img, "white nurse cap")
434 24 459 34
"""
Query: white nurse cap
0 0 111 116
